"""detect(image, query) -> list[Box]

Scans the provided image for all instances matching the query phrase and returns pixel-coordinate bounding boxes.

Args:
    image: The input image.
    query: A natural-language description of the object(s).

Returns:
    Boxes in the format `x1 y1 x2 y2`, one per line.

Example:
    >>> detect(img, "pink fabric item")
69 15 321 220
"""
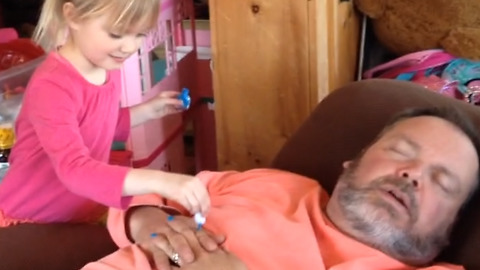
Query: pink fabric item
107 194 171 247
82 244 151 270
363 50 455 79
88 169 464 270
0 52 132 225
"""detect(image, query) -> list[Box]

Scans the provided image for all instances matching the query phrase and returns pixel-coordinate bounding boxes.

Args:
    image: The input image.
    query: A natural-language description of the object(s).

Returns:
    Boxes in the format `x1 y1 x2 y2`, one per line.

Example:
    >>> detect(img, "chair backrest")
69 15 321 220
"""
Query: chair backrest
271 78 480 269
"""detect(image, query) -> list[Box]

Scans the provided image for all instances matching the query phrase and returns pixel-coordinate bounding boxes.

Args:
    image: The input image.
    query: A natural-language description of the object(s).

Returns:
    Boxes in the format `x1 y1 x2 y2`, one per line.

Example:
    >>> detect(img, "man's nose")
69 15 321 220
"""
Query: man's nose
397 163 423 188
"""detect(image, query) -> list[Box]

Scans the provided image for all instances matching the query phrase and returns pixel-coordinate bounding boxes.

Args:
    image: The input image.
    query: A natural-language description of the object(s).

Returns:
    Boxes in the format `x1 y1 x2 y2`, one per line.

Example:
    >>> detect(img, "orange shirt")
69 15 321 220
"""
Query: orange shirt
92 169 462 270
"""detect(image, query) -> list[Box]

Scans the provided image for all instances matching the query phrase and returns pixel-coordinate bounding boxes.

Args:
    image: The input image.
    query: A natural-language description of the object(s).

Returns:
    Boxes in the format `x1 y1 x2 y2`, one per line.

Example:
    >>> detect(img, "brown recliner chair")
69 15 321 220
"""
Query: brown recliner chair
1 79 480 269
0 223 117 270
272 78 480 269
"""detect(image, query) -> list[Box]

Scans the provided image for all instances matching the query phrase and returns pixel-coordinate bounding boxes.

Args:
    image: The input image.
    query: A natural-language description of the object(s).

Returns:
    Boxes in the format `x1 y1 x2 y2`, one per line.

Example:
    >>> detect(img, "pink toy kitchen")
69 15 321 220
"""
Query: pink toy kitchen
0 0 216 183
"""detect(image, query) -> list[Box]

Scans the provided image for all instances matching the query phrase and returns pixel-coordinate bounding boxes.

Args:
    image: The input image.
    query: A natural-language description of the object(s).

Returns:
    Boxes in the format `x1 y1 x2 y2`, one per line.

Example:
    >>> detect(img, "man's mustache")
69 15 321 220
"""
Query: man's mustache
365 176 418 219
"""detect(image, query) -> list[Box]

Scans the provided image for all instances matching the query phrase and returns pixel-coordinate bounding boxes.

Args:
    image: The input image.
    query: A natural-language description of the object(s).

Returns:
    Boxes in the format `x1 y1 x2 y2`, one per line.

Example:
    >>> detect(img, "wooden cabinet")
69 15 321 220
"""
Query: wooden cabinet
209 0 361 170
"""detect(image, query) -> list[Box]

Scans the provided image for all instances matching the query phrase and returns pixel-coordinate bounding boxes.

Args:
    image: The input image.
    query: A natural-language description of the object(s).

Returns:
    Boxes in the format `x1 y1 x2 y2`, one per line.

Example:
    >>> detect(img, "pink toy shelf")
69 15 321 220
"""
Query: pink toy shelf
186 18 217 172
115 0 200 172
177 15 217 172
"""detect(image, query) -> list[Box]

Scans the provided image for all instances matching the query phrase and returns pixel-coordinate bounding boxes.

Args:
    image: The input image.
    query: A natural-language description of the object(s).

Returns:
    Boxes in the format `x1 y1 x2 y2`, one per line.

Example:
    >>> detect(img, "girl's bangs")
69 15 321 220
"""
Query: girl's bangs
82 0 159 33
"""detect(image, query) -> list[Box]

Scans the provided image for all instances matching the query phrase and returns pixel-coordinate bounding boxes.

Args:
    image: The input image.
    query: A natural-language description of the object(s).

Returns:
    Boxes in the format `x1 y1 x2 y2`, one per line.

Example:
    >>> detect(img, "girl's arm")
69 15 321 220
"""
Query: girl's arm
122 169 210 215
25 79 208 213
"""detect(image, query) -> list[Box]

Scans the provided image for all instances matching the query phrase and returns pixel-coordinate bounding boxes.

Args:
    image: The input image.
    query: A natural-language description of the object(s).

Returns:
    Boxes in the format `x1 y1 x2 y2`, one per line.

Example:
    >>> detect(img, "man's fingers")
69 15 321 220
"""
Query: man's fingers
196 229 223 251
150 233 174 254
151 249 173 270
168 216 223 252
214 234 226 244
168 216 197 231
179 228 203 252
150 233 182 267
167 232 195 263
139 239 173 270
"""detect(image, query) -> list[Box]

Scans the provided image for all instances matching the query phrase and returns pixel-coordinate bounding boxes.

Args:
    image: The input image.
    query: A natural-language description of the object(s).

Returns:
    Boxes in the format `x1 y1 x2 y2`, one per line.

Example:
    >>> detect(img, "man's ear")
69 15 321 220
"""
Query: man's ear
342 160 353 169
63 2 80 30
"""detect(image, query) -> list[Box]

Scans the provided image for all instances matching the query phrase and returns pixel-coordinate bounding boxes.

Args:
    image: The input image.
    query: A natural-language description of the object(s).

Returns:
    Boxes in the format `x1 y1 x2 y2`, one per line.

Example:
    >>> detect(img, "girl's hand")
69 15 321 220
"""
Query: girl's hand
152 173 211 216
129 90 185 127
123 170 210 215
144 90 185 120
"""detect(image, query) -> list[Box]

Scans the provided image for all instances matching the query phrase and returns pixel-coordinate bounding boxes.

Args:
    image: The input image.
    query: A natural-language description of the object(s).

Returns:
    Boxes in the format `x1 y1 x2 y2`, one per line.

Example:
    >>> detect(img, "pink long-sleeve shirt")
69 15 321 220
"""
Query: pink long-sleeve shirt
0 52 132 225
86 169 462 270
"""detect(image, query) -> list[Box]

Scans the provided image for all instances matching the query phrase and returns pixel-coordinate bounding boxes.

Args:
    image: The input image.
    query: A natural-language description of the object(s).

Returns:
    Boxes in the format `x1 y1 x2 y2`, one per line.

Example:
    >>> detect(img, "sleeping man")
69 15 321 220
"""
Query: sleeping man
83 107 480 270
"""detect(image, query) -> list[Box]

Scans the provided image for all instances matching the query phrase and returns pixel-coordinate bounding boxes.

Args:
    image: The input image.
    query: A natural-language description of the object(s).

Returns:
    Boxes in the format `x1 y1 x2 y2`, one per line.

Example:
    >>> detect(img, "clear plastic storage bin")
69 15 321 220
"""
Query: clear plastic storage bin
0 56 45 183
0 56 45 96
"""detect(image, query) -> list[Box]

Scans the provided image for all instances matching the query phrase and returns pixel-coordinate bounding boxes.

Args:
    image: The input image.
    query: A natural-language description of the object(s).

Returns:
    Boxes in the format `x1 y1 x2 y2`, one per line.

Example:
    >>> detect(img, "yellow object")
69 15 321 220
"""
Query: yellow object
0 127 15 150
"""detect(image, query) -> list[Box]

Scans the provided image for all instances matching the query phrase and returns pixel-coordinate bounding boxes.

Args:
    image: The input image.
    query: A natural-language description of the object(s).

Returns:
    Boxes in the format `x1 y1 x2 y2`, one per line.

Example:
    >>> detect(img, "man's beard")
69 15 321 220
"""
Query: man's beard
336 161 450 265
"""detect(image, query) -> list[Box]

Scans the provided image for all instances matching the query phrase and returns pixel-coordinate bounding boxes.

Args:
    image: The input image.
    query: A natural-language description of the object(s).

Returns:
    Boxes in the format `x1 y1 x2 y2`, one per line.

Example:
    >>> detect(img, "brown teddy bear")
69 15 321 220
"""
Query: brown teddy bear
354 0 480 60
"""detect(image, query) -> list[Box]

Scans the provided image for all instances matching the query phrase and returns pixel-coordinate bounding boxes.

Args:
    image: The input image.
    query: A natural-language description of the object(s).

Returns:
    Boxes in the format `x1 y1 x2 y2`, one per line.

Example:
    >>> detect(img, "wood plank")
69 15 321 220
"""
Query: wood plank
326 0 361 92
311 0 330 109
312 0 361 108
210 0 311 170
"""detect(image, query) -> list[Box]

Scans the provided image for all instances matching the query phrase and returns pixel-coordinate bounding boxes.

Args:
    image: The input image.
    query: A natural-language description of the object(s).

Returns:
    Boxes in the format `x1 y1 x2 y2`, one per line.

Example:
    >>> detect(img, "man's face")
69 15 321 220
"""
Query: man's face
327 116 478 265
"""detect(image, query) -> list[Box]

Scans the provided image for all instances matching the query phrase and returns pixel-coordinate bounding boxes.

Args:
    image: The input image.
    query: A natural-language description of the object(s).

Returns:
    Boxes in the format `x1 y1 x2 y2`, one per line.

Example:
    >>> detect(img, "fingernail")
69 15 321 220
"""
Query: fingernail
216 235 226 243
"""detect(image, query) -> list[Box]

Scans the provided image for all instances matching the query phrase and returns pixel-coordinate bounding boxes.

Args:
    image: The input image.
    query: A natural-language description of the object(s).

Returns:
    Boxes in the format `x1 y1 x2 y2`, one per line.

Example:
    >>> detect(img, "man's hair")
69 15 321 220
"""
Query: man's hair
383 106 480 204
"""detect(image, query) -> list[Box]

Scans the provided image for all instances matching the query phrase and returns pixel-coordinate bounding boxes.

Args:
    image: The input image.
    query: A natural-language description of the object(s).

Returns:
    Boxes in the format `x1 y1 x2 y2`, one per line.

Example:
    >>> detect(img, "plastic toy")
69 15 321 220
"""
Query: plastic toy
179 87 191 109
194 212 206 230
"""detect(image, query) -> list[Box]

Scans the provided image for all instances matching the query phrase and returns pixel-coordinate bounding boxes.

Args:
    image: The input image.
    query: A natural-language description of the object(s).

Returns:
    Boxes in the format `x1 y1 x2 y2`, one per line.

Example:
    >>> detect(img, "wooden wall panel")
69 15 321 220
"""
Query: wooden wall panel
209 0 360 171
210 0 312 170
326 0 361 92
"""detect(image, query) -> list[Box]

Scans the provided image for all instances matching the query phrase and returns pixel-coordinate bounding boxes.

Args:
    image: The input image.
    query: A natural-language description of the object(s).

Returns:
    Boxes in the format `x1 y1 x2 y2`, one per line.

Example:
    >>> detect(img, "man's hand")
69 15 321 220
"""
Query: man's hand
127 206 225 270
173 229 247 270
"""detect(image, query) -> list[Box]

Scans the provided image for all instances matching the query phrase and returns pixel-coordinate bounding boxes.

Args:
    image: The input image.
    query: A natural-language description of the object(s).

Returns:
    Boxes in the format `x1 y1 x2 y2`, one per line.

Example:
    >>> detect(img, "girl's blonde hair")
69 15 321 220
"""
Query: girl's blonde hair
33 0 160 50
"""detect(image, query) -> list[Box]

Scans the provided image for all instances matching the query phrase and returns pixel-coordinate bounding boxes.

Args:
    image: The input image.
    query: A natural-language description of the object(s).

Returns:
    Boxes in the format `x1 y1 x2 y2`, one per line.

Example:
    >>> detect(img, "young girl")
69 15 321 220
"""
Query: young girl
0 0 210 226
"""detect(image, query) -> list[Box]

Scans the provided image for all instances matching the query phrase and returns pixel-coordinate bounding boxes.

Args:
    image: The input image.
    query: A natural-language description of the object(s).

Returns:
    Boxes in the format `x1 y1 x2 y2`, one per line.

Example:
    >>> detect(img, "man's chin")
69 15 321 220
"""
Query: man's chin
348 203 410 232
